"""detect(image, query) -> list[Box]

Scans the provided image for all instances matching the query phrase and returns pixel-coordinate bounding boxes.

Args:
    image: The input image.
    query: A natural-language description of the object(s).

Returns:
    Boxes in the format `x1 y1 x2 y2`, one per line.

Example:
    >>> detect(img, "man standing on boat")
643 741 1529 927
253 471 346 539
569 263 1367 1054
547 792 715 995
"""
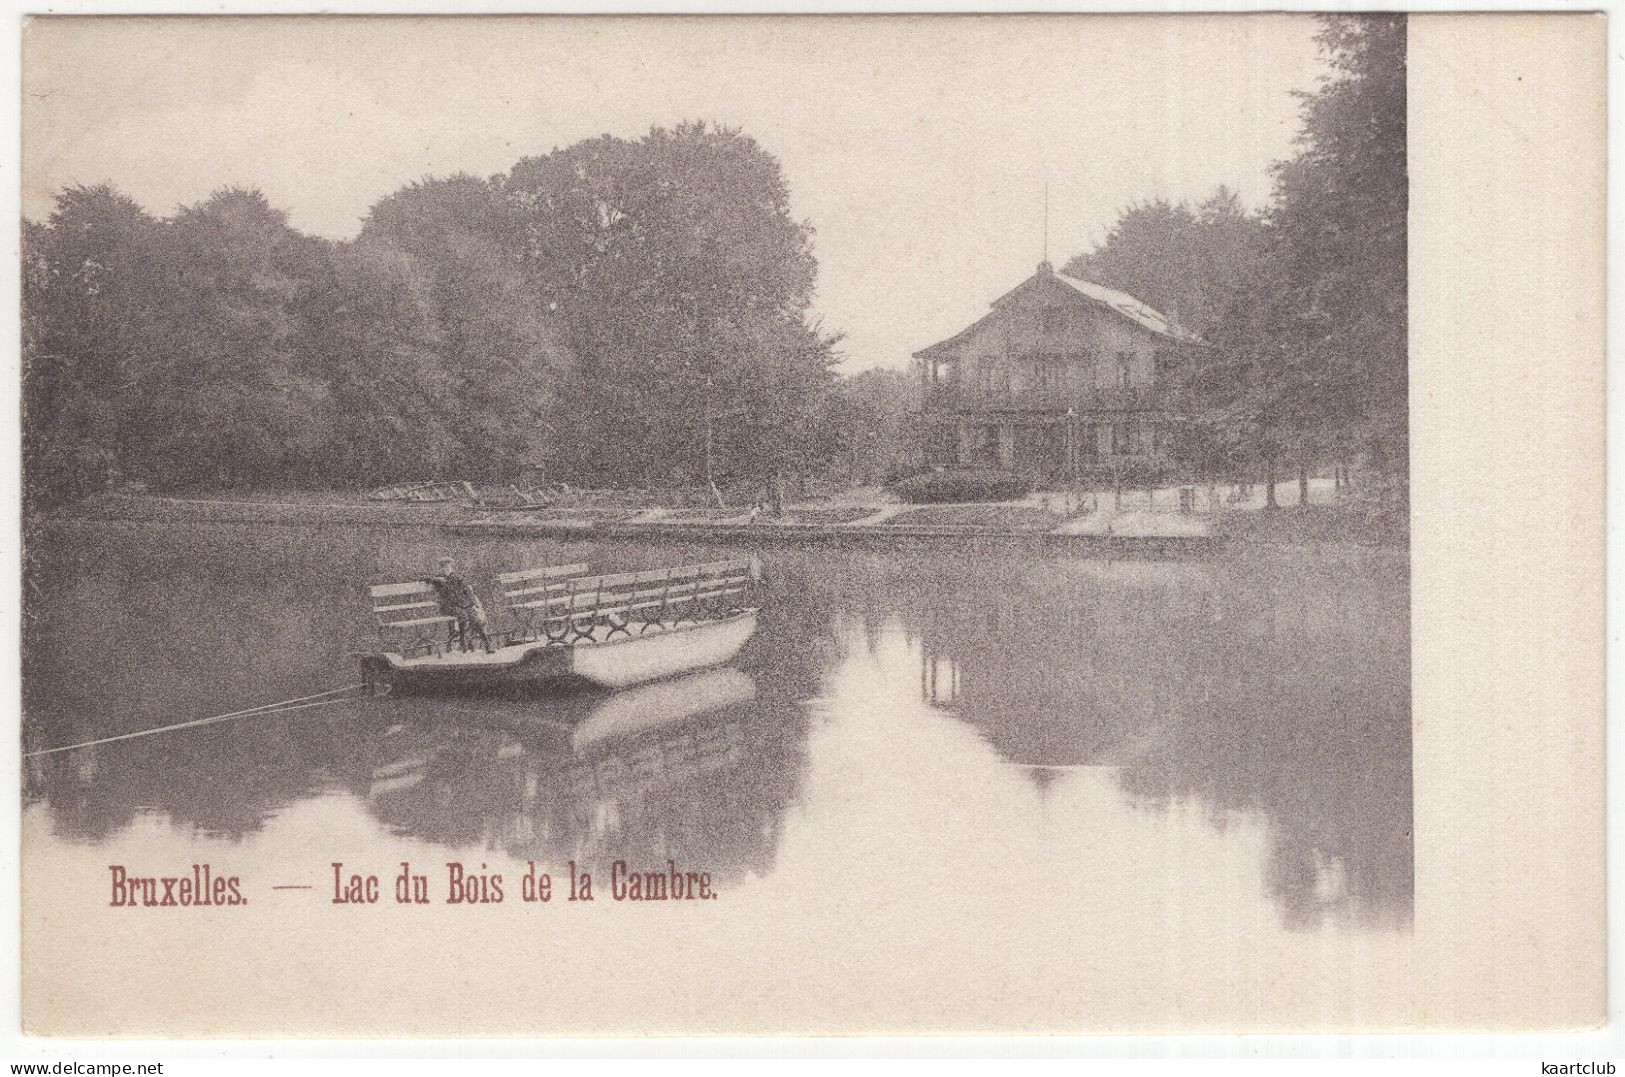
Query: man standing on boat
426 556 494 653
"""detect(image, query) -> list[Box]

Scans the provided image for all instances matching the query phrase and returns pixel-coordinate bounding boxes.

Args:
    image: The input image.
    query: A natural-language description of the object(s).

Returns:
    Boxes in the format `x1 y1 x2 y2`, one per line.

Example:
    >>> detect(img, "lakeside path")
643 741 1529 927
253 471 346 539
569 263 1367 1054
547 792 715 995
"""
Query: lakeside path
45 488 1405 557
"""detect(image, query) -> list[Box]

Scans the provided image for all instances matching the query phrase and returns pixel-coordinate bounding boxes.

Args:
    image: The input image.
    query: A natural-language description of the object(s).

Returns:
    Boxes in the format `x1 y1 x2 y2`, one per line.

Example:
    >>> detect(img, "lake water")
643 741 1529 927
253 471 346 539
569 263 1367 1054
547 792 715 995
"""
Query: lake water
21 519 1413 1033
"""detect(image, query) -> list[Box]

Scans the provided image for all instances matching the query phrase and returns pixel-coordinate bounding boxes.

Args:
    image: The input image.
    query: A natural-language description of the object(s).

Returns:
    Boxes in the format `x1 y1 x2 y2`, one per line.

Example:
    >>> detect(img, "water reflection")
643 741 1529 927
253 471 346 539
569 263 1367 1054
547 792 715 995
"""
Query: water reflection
331 667 816 886
886 555 1411 930
22 521 1410 930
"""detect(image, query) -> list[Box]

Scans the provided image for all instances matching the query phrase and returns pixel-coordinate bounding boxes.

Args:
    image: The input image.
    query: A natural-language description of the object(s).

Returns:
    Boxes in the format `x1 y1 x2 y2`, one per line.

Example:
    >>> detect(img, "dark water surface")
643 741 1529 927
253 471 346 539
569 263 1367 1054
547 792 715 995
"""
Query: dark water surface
23 520 1411 931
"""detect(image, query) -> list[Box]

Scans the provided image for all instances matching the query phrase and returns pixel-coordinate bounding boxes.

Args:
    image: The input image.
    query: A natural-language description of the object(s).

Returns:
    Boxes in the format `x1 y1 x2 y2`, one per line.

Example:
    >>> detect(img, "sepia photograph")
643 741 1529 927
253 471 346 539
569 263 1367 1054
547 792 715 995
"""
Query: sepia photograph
11 11 1603 1042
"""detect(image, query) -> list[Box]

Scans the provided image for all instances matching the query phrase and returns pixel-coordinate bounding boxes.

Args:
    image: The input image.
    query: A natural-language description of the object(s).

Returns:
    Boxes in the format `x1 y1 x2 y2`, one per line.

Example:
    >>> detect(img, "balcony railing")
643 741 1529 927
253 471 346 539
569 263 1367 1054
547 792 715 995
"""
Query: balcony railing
922 383 1167 413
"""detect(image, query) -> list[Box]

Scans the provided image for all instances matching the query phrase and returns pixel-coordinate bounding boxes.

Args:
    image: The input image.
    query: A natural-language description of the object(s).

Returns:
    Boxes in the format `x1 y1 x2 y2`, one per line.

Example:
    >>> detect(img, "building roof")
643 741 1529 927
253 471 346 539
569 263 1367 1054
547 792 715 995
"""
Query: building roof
914 262 1201 360
1048 274 1196 341
915 310 998 360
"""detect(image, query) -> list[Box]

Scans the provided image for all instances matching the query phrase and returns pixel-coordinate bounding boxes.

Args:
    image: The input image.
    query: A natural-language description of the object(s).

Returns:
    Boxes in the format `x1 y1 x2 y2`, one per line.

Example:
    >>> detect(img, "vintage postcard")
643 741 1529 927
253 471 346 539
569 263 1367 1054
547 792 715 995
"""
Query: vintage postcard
16 12 1604 1038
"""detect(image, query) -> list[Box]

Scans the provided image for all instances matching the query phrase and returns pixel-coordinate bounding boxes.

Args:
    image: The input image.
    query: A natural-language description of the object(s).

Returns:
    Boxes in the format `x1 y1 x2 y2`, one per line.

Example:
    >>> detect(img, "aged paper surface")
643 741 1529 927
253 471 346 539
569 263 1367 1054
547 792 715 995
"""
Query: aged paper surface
17 12 1603 1036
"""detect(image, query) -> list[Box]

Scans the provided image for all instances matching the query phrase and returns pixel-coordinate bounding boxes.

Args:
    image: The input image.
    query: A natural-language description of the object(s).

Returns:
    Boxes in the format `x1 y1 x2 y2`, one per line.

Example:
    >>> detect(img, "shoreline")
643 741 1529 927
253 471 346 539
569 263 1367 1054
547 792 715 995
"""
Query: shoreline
38 493 1408 559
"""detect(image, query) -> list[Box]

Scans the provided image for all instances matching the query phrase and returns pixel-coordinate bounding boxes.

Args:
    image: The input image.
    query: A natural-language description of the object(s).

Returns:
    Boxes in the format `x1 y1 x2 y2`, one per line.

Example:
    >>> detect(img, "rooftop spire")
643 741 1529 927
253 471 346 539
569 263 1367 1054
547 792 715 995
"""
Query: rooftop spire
1043 181 1050 264
1037 182 1053 275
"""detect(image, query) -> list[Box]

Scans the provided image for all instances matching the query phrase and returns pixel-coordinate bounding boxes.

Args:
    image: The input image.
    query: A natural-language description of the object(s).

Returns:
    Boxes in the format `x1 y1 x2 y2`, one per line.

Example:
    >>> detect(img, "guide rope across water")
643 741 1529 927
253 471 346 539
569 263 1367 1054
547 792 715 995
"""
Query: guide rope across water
22 683 374 758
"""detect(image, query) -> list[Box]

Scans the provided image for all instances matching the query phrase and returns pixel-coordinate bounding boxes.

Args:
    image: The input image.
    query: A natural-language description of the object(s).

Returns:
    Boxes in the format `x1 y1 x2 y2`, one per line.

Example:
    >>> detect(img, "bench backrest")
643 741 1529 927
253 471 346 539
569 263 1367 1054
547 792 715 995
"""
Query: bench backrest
556 559 752 620
501 559 751 625
369 580 450 629
497 562 591 613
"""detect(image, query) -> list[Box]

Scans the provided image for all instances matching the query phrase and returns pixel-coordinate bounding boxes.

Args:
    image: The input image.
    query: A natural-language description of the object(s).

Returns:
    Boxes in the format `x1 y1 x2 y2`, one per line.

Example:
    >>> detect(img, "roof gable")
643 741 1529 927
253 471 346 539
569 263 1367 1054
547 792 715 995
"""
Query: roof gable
913 263 1200 359
915 310 996 360
992 269 1194 341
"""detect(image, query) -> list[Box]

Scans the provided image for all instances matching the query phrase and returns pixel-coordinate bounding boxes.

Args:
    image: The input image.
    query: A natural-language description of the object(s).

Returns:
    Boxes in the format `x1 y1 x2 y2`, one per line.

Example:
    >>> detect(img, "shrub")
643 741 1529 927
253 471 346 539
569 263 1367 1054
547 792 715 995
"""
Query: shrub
888 468 1032 504
881 463 932 487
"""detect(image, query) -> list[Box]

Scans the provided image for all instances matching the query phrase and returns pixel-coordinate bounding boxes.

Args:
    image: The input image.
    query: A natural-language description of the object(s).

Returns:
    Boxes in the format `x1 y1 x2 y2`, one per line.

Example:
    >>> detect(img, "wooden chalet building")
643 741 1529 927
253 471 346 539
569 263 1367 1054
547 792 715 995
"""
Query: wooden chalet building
915 261 1199 481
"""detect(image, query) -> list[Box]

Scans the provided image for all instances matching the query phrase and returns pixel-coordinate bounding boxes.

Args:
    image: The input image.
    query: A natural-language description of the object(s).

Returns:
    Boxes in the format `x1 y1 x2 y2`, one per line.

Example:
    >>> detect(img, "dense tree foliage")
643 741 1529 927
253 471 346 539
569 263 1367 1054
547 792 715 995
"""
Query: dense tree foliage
1268 14 1408 490
1063 187 1267 340
148 189 334 486
822 368 921 486
1064 15 1407 501
24 186 168 503
22 122 840 507
502 122 839 488
351 174 571 479
24 22 1404 511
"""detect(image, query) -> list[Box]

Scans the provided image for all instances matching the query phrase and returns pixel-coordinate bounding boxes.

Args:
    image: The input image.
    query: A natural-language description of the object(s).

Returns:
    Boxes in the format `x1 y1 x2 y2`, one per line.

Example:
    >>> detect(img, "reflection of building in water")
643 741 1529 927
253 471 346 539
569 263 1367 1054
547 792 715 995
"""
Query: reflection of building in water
920 642 960 708
25 526 1410 935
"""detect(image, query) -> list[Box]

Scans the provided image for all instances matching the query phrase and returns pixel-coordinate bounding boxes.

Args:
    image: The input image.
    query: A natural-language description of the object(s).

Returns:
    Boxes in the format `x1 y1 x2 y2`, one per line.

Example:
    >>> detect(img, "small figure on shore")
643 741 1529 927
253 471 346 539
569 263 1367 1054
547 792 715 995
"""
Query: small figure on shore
427 555 493 653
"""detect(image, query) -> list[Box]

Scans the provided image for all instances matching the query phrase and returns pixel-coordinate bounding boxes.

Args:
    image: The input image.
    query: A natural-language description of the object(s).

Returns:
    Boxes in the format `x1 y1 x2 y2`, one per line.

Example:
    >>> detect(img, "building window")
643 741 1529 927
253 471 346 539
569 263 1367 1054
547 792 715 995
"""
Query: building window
974 366 1009 397
1077 423 1098 458
932 360 953 383
1153 424 1171 457
1041 307 1064 333
1111 423 1130 455
1117 352 1132 389
980 425 1001 466
1029 360 1061 395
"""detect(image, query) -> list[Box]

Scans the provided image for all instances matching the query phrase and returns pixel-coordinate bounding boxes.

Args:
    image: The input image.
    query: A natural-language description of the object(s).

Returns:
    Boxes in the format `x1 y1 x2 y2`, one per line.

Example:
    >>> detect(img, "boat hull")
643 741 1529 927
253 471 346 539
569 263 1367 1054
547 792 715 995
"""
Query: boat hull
568 610 758 688
364 609 759 695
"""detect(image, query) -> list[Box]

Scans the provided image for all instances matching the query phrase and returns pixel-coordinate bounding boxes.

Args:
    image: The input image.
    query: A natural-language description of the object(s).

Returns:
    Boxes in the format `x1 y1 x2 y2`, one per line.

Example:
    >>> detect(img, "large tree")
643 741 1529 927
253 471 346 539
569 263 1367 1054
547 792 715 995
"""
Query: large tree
23 122 843 502
503 121 840 489
22 185 168 505
138 187 334 488
824 367 921 487
1094 16 1407 502
1268 14 1408 493
354 174 572 479
297 240 461 484
1064 188 1267 340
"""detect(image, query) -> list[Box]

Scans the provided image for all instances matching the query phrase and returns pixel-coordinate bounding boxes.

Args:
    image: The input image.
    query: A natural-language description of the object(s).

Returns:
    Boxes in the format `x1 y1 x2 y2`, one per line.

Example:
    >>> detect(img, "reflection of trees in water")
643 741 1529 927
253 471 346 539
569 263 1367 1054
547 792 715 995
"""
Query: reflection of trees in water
24 712 380 843
1103 557 1412 931
27 656 820 891
343 659 817 887
337 589 828 886
773 549 1413 930
23 521 401 841
26 522 1410 927
22 523 832 862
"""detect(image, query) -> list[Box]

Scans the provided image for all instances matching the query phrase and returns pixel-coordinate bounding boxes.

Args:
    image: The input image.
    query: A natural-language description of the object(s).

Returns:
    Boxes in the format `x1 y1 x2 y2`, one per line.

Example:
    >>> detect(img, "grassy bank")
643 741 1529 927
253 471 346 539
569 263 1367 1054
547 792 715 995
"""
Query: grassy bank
44 488 1407 551
1212 502 1409 548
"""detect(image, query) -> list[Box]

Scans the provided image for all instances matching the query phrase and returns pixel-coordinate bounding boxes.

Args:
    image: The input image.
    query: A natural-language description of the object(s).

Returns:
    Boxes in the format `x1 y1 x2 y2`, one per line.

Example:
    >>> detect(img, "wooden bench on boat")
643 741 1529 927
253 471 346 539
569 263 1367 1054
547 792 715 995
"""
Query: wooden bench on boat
500 559 752 644
369 580 459 657
496 562 591 644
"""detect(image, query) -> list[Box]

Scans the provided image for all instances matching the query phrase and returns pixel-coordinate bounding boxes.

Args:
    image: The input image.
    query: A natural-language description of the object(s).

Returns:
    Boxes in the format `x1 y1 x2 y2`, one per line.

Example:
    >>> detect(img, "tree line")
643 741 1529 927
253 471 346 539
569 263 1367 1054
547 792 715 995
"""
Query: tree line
23 121 843 507
1064 15 1408 504
25 16 1406 511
